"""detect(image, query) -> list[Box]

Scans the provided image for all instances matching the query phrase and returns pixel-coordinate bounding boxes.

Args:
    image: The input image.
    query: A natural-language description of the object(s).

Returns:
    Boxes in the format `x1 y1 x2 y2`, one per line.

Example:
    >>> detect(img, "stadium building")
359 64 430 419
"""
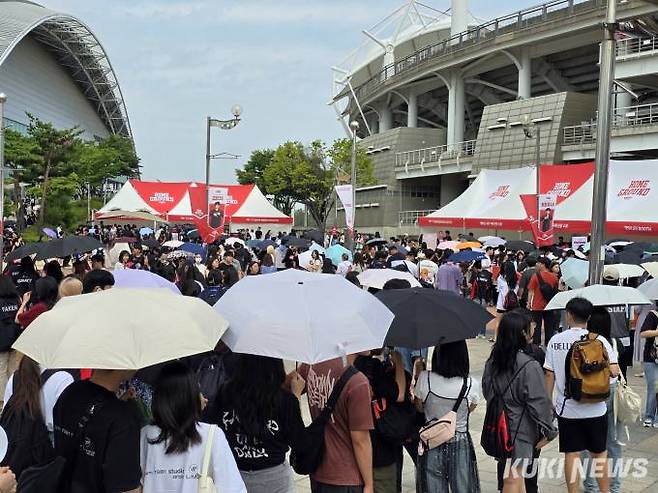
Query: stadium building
332 0 658 237
0 0 131 140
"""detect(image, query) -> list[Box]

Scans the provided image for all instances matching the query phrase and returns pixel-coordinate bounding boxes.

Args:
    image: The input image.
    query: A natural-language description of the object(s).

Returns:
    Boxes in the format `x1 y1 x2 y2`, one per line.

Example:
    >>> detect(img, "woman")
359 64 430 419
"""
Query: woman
1 356 74 478
15 276 58 330
260 254 277 274
14 256 38 297
414 341 481 493
493 260 519 343
209 354 308 493
283 248 298 270
114 250 131 270
0 278 20 403
72 257 90 279
140 361 245 493
582 307 623 493
639 306 658 426
308 250 322 273
321 257 336 274
42 260 63 284
206 256 221 275
247 261 261 276
551 261 567 292
482 312 557 493
352 252 366 273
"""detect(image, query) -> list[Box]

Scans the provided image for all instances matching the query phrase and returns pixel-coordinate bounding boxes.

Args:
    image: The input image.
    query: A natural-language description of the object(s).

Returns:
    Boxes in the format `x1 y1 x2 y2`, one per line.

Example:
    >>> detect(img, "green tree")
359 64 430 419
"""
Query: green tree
262 142 306 215
4 129 38 229
29 173 81 229
235 149 274 190
327 138 376 187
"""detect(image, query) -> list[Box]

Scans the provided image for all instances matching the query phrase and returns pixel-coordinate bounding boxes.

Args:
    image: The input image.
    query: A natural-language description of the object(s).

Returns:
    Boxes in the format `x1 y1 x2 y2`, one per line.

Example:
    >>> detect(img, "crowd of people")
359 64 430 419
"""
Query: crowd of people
0 224 651 493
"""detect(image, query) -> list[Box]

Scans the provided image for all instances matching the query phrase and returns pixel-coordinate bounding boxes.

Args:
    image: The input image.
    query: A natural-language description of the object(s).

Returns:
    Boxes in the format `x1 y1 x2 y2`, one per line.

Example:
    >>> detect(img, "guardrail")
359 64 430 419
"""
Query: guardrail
616 37 658 59
395 140 476 170
399 210 436 226
353 0 600 101
563 103 658 145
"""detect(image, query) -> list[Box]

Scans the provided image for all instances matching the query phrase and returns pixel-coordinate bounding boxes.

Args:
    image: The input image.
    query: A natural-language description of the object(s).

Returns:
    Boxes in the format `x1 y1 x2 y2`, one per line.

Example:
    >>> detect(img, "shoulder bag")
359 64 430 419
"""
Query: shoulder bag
418 376 468 454
198 425 217 493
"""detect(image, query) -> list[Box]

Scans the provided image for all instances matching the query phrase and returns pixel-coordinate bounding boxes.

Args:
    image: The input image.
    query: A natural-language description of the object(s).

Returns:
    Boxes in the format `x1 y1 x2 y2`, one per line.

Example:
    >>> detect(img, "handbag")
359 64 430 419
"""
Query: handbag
198 425 218 493
418 376 468 454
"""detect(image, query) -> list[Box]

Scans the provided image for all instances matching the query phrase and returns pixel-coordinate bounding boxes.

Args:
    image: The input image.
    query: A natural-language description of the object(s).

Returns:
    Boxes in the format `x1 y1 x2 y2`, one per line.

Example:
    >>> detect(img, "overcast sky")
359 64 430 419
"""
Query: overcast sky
46 0 537 183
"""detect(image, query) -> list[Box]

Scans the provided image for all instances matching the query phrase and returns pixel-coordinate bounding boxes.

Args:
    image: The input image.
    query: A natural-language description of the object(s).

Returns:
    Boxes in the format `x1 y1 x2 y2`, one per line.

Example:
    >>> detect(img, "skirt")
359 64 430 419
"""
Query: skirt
417 431 480 493
240 462 295 493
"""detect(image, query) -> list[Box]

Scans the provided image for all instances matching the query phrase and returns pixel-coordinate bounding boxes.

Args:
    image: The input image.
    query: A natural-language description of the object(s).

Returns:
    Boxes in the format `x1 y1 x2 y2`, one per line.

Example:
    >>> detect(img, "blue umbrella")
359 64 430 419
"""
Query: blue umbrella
42 227 57 239
179 242 205 257
448 251 486 263
257 239 277 250
326 244 353 266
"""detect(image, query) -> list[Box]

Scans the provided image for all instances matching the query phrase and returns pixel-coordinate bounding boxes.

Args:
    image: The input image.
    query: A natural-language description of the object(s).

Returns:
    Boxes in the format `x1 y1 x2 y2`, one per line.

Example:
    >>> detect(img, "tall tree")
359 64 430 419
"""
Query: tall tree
262 142 305 215
4 129 38 229
235 149 274 191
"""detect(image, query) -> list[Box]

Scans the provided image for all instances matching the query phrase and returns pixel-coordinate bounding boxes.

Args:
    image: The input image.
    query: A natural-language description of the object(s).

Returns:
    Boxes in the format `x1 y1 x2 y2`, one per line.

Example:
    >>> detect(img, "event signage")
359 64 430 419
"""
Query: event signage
572 236 588 251
520 193 557 247
335 185 354 232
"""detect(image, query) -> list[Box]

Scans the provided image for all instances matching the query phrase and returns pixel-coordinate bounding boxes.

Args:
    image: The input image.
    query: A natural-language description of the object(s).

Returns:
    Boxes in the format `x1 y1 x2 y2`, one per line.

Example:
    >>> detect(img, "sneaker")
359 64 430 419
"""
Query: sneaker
643 419 653 428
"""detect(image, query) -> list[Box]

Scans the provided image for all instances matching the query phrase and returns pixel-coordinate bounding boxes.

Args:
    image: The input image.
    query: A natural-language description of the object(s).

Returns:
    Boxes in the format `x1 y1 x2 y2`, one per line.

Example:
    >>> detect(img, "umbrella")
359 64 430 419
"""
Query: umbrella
283 237 311 249
326 244 353 266
545 285 651 310
167 250 194 260
246 239 261 249
225 237 243 247
638 278 658 300
139 227 154 237
257 239 277 250
448 250 486 263
391 260 419 278
5 243 43 263
298 250 314 271
455 241 482 250
179 242 205 256
309 242 325 254
560 258 589 290
483 237 506 248
606 264 645 279
614 249 645 265
642 262 658 279
376 288 494 348
366 238 388 247
140 238 161 251
215 269 394 364
357 269 422 290
608 241 633 249
437 241 460 251
505 240 535 253
42 227 57 239
388 244 408 256
303 229 324 244
573 249 588 260
113 269 181 294
13 288 228 370
34 236 102 260
186 229 200 240
162 240 184 248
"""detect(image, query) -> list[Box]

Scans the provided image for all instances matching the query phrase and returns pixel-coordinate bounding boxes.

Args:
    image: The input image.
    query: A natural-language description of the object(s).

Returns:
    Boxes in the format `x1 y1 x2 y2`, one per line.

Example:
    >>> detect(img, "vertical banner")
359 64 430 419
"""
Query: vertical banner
520 193 557 247
207 186 228 230
335 185 354 232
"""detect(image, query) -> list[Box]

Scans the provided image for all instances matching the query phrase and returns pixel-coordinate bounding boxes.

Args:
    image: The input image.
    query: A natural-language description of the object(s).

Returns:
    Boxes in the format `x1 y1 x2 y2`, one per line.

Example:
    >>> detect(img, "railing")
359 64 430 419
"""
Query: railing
395 140 476 170
399 210 436 226
563 103 658 145
353 0 599 101
616 37 658 59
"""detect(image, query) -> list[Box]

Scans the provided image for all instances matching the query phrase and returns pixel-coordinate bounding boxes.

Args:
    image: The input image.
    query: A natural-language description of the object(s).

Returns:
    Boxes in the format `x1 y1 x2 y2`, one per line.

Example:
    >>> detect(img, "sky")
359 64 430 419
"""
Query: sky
45 0 536 184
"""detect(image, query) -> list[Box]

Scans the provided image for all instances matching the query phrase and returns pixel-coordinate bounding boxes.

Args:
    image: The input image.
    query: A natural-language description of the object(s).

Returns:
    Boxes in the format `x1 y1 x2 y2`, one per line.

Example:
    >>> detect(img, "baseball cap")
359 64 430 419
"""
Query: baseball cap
603 266 620 282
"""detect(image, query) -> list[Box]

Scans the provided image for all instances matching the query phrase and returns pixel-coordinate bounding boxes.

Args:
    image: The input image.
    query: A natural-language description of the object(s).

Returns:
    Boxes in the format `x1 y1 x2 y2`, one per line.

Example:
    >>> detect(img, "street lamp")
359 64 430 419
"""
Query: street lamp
0 93 6 265
205 105 242 211
349 120 359 251
521 115 542 221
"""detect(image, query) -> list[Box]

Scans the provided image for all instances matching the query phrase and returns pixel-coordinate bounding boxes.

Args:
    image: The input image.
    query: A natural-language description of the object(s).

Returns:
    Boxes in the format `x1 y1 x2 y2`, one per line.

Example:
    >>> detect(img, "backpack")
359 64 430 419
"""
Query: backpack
563 333 610 406
503 289 519 311
197 353 229 405
290 366 357 475
372 397 416 445
535 272 557 303
481 360 532 458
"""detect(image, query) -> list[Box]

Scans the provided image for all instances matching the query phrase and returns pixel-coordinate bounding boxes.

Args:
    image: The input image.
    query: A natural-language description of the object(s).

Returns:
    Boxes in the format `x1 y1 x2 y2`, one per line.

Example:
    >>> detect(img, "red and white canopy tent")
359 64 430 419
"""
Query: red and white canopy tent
96 180 293 230
420 160 658 236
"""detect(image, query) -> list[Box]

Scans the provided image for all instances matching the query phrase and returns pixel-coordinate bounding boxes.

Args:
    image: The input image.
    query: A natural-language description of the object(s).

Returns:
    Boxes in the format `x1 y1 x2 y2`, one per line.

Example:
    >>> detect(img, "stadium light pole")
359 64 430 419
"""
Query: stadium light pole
589 0 617 285
350 120 359 252
205 105 242 212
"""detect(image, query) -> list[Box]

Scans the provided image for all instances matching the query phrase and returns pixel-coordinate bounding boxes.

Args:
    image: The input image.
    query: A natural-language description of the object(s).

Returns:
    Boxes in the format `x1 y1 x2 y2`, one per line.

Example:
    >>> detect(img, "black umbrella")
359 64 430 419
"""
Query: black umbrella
34 236 103 260
303 229 324 244
506 240 535 253
5 243 44 263
283 237 311 249
141 238 161 250
366 238 388 247
614 249 645 265
376 288 494 349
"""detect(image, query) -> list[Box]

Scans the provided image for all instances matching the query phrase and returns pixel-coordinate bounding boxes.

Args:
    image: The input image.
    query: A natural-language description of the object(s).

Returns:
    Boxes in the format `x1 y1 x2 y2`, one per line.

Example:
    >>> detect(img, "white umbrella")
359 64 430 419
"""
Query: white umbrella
560 258 589 290
13 288 228 370
606 264 645 279
225 237 244 246
357 269 422 289
609 241 633 249
113 269 181 295
391 260 419 278
642 262 658 279
545 285 651 310
215 269 394 364
309 242 325 254
638 278 658 300
483 237 507 248
298 250 313 271
162 240 184 248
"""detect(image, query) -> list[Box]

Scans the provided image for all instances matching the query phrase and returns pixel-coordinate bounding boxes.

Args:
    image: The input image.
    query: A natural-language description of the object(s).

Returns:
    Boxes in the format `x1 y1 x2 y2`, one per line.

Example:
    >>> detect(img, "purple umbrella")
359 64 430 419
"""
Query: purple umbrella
42 227 57 239
112 269 180 295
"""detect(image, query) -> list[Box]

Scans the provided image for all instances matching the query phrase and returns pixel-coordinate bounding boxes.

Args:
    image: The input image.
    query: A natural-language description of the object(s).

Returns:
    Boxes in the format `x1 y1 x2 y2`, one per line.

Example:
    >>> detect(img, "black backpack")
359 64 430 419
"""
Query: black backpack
290 366 357 475
481 360 532 458
197 353 230 404
535 272 557 302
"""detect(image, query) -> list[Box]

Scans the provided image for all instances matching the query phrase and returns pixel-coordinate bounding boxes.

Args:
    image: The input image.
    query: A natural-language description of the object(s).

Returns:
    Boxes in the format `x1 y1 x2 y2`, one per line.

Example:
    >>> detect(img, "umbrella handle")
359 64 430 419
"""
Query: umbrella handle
337 342 348 367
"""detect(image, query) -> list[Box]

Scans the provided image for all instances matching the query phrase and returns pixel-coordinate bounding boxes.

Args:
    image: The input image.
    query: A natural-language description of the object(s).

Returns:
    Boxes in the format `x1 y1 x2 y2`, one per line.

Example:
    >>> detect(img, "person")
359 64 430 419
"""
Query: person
540 208 553 232
602 267 633 380
337 253 353 276
582 307 623 493
284 248 299 270
247 261 261 276
516 256 537 309
470 261 492 338
492 260 519 343
140 362 245 493
639 305 658 427
114 250 131 270
42 260 64 284
209 202 225 229
1 356 74 477
436 256 463 294
13 256 38 297
58 275 83 298
0 469 15 493
352 252 366 274
194 254 208 278
199 269 227 306
526 257 558 346
208 355 309 493
298 356 374 493
309 250 323 273
54 367 142 493
82 269 115 294
0 278 20 403
321 258 336 274
260 254 277 274
414 341 481 493
90 254 105 271
544 297 620 493
15 276 58 330
130 244 146 270
483 312 557 493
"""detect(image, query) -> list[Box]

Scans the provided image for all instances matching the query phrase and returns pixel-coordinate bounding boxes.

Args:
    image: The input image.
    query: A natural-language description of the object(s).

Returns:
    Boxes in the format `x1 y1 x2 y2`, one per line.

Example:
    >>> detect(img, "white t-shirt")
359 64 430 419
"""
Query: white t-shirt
544 327 618 419
140 422 245 493
337 260 352 276
3 369 74 433
496 276 511 311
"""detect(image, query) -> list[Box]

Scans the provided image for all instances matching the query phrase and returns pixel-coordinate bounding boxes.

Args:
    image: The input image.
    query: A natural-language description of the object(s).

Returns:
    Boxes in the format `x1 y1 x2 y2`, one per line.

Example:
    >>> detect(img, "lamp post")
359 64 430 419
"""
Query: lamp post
205 105 242 212
522 115 541 215
349 120 359 251
589 0 617 285
0 93 6 265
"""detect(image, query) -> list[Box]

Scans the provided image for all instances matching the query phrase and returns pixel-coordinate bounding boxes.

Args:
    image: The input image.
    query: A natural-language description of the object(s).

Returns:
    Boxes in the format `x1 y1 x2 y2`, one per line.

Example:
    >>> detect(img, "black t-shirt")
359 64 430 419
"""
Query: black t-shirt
641 311 658 363
474 270 493 300
0 296 20 351
14 271 37 297
53 380 141 493
210 389 308 471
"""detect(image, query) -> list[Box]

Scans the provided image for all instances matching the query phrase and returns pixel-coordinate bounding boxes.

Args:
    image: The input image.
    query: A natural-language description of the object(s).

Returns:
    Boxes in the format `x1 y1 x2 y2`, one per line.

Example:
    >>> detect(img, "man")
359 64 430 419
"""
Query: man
208 201 224 229
82 270 115 294
129 244 146 270
337 253 353 276
517 256 537 309
219 251 240 286
90 254 105 271
299 356 374 493
385 245 404 268
444 230 452 241
435 254 463 294
540 208 553 232
526 257 559 346
469 261 492 338
544 297 619 493
53 367 141 493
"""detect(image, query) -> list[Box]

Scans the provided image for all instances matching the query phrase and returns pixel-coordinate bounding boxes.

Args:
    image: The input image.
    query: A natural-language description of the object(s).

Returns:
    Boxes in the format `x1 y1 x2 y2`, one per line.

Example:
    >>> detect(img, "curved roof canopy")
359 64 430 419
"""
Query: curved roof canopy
0 0 132 137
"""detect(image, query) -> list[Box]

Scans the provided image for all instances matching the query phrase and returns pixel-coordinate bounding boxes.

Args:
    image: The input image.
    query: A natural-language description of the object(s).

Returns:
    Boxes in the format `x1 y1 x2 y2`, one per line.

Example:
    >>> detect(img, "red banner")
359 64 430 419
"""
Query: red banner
129 181 189 214
520 194 556 247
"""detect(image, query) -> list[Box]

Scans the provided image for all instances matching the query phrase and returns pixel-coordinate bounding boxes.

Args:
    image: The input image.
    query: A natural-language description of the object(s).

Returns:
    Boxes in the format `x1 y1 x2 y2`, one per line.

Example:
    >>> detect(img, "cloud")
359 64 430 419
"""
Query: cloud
115 1 208 20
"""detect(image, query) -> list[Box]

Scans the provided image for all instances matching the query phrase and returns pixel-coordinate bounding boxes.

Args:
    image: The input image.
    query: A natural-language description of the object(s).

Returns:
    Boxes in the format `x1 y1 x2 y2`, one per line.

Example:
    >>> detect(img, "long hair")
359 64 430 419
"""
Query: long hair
587 307 612 344
431 341 470 378
149 361 202 454
488 311 528 375
502 260 518 290
4 356 43 420
221 354 285 437
19 256 36 276
44 261 64 284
